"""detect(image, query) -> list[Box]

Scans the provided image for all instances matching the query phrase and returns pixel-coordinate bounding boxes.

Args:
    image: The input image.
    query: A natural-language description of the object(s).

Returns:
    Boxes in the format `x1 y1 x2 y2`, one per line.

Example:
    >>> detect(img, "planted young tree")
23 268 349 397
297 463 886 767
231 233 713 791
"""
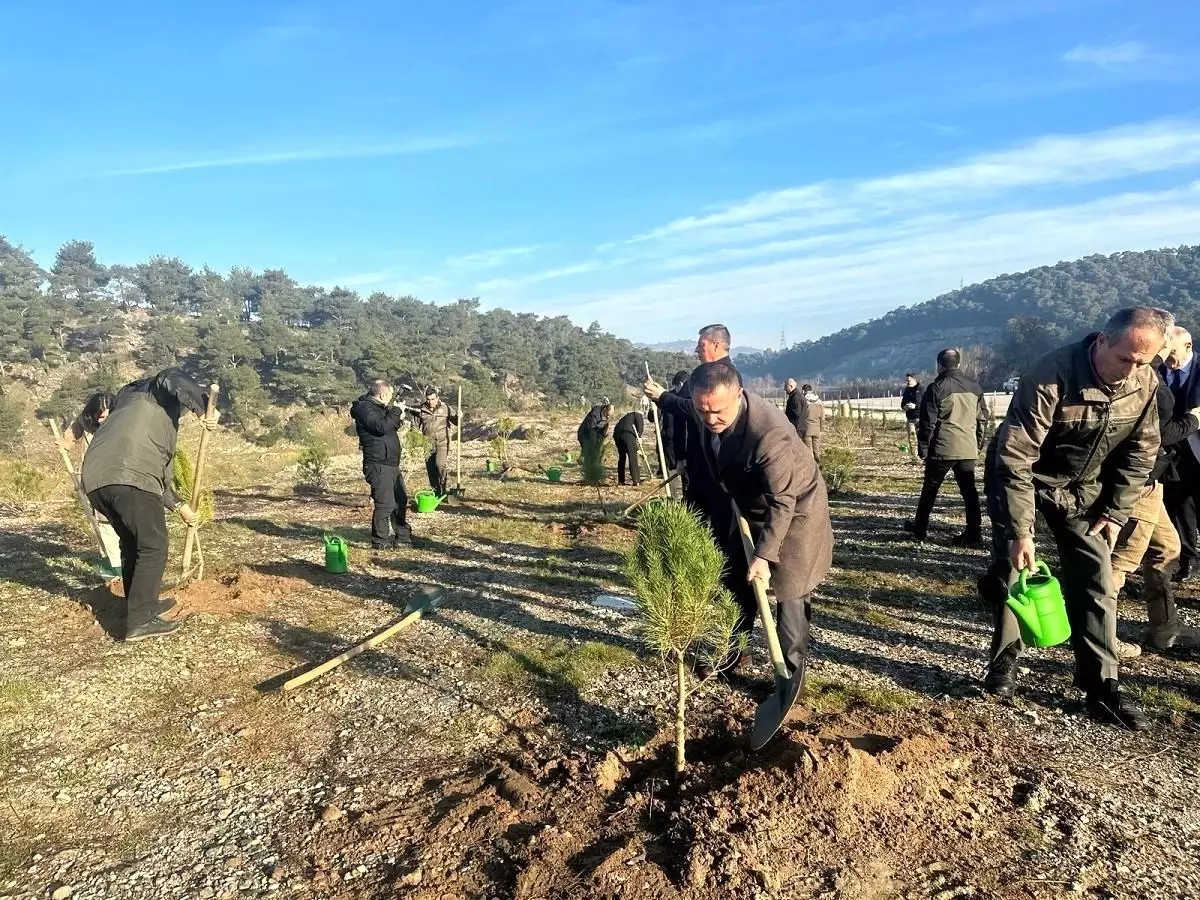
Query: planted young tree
172 448 215 522
626 499 741 775
579 431 606 485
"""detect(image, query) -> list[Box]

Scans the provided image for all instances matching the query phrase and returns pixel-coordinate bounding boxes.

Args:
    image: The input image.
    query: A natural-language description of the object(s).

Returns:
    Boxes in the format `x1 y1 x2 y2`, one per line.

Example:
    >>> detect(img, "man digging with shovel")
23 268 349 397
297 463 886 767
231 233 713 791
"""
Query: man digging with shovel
689 362 833 745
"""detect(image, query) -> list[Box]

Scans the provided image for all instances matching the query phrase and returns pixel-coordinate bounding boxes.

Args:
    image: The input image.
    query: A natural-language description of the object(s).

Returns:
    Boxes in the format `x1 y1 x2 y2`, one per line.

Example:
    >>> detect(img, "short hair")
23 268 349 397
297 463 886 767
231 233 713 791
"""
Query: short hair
425 385 439 397
1103 307 1174 343
937 348 961 370
671 370 688 388
689 361 742 395
801 383 813 393
698 323 731 349
905 372 915 378
369 379 390 398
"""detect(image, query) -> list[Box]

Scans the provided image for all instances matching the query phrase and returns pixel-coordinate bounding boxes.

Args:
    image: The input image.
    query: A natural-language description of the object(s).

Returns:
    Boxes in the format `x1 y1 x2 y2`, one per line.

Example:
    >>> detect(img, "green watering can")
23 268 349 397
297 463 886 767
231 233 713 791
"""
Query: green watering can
415 490 445 513
1006 561 1071 648
324 535 349 574
485 459 497 473
563 451 573 463
546 467 562 482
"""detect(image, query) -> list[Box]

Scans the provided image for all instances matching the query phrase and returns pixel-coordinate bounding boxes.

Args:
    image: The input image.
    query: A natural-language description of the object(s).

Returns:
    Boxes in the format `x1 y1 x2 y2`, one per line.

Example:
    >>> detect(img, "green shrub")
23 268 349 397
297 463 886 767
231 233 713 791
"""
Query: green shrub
820 446 858 495
0 396 25 454
171 449 215 522
282 414 313 444
580 431 607 485
296 442 332 490
0 460 51 508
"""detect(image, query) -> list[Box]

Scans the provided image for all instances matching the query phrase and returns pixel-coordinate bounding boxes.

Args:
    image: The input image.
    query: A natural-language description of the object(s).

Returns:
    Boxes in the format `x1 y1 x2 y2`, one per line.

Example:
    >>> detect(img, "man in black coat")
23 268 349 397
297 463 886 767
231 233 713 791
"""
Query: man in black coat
612 411 645 486
901 373 921 462
350 379 412 549
1161 326 1200 581
660 370 689 473
783 378 804 437
644 324 737 519
904 349 989 545
81 368 212 642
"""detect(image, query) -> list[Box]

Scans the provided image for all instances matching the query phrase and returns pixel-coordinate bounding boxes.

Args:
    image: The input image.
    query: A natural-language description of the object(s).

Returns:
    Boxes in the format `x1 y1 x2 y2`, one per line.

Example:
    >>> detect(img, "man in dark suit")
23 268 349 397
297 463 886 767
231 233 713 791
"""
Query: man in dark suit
644 324 737 518
691 361 834 677
1161 326 1200 581
783 378 805 436
612 410 645 486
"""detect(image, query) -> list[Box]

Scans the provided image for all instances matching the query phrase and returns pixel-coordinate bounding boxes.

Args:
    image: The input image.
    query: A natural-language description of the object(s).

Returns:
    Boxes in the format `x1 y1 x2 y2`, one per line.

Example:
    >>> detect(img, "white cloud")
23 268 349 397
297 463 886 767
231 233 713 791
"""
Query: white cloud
101 136 472 177
445 245 541 270
1063 42 1148 68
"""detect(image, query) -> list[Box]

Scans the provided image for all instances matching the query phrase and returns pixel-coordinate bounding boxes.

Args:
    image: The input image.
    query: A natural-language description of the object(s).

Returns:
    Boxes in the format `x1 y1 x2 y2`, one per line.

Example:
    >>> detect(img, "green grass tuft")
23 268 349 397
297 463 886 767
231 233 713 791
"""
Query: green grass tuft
805 675 916 714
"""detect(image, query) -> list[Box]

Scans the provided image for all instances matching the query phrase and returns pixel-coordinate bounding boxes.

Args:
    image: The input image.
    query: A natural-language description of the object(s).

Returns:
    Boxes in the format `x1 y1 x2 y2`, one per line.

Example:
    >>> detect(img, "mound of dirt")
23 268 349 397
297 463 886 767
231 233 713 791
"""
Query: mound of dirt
314 702 1025 899
171 569 313 616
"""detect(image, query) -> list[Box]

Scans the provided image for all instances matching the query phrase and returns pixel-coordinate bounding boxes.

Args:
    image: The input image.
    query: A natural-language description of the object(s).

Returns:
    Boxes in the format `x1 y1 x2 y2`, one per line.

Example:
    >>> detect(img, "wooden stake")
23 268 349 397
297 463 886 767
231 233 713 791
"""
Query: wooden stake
644 363 673 499
282 589 443 690
181 384 219 581
455 384 463 494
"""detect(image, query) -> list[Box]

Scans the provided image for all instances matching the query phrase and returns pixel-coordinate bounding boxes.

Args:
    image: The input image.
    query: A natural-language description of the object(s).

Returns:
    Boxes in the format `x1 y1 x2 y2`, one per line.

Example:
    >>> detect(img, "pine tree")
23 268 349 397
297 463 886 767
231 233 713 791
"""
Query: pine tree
626 500 741 774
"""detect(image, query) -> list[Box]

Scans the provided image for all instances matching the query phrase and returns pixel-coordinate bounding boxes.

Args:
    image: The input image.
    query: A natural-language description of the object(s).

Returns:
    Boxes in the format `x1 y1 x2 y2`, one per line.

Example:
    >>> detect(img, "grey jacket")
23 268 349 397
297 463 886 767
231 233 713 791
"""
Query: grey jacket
81 370 208 509
699 391 833 597
917 369 989 460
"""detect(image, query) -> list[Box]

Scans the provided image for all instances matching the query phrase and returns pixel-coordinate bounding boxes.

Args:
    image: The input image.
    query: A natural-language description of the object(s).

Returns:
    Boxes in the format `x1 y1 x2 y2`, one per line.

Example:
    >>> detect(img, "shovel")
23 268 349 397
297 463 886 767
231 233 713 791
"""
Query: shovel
735 511 804 750
281 585 445 690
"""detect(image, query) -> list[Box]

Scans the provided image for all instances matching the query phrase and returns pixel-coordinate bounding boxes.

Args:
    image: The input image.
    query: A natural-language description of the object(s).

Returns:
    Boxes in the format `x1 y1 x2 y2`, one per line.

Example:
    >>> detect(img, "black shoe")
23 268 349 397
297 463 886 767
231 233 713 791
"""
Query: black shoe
1085 679 1149 731
125 617 183 642
902 520 927 540
984 643 1019 697
951 531 984 548
1171 561 1193 584
392 531 413 548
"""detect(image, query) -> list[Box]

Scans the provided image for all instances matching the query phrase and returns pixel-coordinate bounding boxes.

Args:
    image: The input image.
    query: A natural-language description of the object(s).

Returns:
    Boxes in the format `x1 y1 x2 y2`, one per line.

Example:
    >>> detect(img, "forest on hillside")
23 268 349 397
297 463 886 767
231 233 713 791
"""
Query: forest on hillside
738 246 1200 385
0 237 693 426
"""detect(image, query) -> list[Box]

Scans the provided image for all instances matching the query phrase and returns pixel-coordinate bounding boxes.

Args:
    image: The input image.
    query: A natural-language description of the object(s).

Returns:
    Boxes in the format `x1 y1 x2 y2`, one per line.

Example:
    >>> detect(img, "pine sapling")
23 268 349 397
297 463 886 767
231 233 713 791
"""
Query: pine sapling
626 499 741 775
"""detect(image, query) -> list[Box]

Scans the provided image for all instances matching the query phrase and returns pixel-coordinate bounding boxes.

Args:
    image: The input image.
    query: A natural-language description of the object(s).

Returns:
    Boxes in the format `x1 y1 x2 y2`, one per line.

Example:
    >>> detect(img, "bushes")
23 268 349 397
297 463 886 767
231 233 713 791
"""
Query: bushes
295 442 332 491
819 446 858 495
0 459 50 508
171 448 215 522
0 396 25 454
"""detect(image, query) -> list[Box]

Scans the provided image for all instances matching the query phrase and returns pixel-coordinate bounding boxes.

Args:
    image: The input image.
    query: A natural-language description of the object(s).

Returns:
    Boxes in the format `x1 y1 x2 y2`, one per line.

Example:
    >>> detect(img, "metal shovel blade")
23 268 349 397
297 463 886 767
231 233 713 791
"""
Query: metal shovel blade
405 584 445 616
751 666 805 751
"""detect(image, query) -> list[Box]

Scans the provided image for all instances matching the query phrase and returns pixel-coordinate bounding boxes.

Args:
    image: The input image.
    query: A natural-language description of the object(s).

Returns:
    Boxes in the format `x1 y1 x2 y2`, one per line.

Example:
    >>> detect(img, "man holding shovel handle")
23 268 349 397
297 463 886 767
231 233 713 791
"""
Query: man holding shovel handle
689 361 833 745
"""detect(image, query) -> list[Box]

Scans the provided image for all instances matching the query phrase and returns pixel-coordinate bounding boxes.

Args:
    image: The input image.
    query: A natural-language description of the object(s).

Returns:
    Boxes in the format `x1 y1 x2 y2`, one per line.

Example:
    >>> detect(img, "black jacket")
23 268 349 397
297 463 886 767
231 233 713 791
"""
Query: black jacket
784 388 804 436
657 358 740 512
81 369 209 509
351 394 405 465
613 412 644 440
901 384 922 422
577 404 611 444
917 369 989 461
1146 369 1199 484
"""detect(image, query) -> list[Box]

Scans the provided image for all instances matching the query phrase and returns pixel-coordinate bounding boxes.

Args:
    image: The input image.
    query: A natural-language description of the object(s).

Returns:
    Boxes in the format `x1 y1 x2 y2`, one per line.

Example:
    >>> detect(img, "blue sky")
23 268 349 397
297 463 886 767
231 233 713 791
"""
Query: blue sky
4 0 1200 348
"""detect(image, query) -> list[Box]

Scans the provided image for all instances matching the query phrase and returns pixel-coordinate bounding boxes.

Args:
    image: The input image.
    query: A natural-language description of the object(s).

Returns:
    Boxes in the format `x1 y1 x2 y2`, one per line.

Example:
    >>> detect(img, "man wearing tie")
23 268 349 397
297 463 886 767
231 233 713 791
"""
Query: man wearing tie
1161 326 1200 582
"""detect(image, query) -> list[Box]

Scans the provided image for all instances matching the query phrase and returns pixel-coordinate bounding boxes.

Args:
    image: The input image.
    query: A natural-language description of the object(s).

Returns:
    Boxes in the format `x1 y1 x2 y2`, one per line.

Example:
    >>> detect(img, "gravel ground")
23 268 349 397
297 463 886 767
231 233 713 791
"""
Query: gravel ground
1 426 1198 899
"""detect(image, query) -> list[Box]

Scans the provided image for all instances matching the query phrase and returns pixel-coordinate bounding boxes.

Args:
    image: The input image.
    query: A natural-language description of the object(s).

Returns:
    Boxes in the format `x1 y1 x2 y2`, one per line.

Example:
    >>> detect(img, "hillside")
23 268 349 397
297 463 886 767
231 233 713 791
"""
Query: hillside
738 246 1200 385
0 236 693 427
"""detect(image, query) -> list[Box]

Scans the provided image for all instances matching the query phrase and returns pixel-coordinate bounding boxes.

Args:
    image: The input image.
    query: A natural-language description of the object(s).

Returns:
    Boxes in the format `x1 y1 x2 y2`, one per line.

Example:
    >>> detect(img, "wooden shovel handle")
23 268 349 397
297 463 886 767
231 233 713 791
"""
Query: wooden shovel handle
735 511 789 682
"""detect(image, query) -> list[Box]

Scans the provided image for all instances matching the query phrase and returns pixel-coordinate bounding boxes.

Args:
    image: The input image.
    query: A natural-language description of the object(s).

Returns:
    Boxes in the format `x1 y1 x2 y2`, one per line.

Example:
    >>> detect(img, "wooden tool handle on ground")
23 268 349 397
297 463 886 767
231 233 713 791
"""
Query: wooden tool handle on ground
736 512 789 682
181 384 220 578
282 607 427 691
621 470 682 518
644 363 673 498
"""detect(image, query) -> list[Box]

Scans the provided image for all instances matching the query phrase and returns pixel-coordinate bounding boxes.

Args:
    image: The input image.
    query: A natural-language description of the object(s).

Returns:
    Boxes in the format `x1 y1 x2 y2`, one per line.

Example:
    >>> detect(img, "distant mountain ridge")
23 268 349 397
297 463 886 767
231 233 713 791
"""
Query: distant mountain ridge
640 340 766 360
737 245 1200 385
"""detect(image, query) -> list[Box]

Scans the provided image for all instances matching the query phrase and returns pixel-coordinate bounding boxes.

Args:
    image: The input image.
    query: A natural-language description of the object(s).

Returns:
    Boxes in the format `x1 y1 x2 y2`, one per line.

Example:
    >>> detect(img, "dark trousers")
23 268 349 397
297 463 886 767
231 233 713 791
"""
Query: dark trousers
980 449 1119 690
1164 452 1200 566
719 529 812 676
87 485 169 632
363 463 410 548
426 443 449 495
615 432 640 485
915 457 981 535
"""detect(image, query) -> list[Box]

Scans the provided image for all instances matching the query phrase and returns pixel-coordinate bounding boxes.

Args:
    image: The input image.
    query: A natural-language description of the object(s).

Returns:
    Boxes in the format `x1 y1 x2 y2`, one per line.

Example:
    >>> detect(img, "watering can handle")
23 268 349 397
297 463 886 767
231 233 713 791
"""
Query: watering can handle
1017 560 1051 593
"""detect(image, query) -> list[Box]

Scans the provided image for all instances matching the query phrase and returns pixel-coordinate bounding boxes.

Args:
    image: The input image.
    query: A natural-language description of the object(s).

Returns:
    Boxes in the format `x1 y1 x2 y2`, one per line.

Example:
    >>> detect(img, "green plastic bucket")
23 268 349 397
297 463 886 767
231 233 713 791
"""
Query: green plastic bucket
1006 562 1071 648
324 535 348 574
415 490 443 513
546 467 562 482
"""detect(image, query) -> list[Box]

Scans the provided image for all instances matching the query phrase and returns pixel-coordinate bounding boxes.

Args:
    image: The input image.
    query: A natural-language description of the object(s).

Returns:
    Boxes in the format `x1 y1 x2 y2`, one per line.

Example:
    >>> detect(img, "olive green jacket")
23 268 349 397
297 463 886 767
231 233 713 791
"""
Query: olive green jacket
993 335 1160 539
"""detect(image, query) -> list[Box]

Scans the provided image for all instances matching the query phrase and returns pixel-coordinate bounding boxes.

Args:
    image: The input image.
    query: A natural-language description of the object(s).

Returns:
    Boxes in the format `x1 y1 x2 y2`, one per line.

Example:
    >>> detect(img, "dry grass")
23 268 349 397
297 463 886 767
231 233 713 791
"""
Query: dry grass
805 675 918 714
482 638 641 691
